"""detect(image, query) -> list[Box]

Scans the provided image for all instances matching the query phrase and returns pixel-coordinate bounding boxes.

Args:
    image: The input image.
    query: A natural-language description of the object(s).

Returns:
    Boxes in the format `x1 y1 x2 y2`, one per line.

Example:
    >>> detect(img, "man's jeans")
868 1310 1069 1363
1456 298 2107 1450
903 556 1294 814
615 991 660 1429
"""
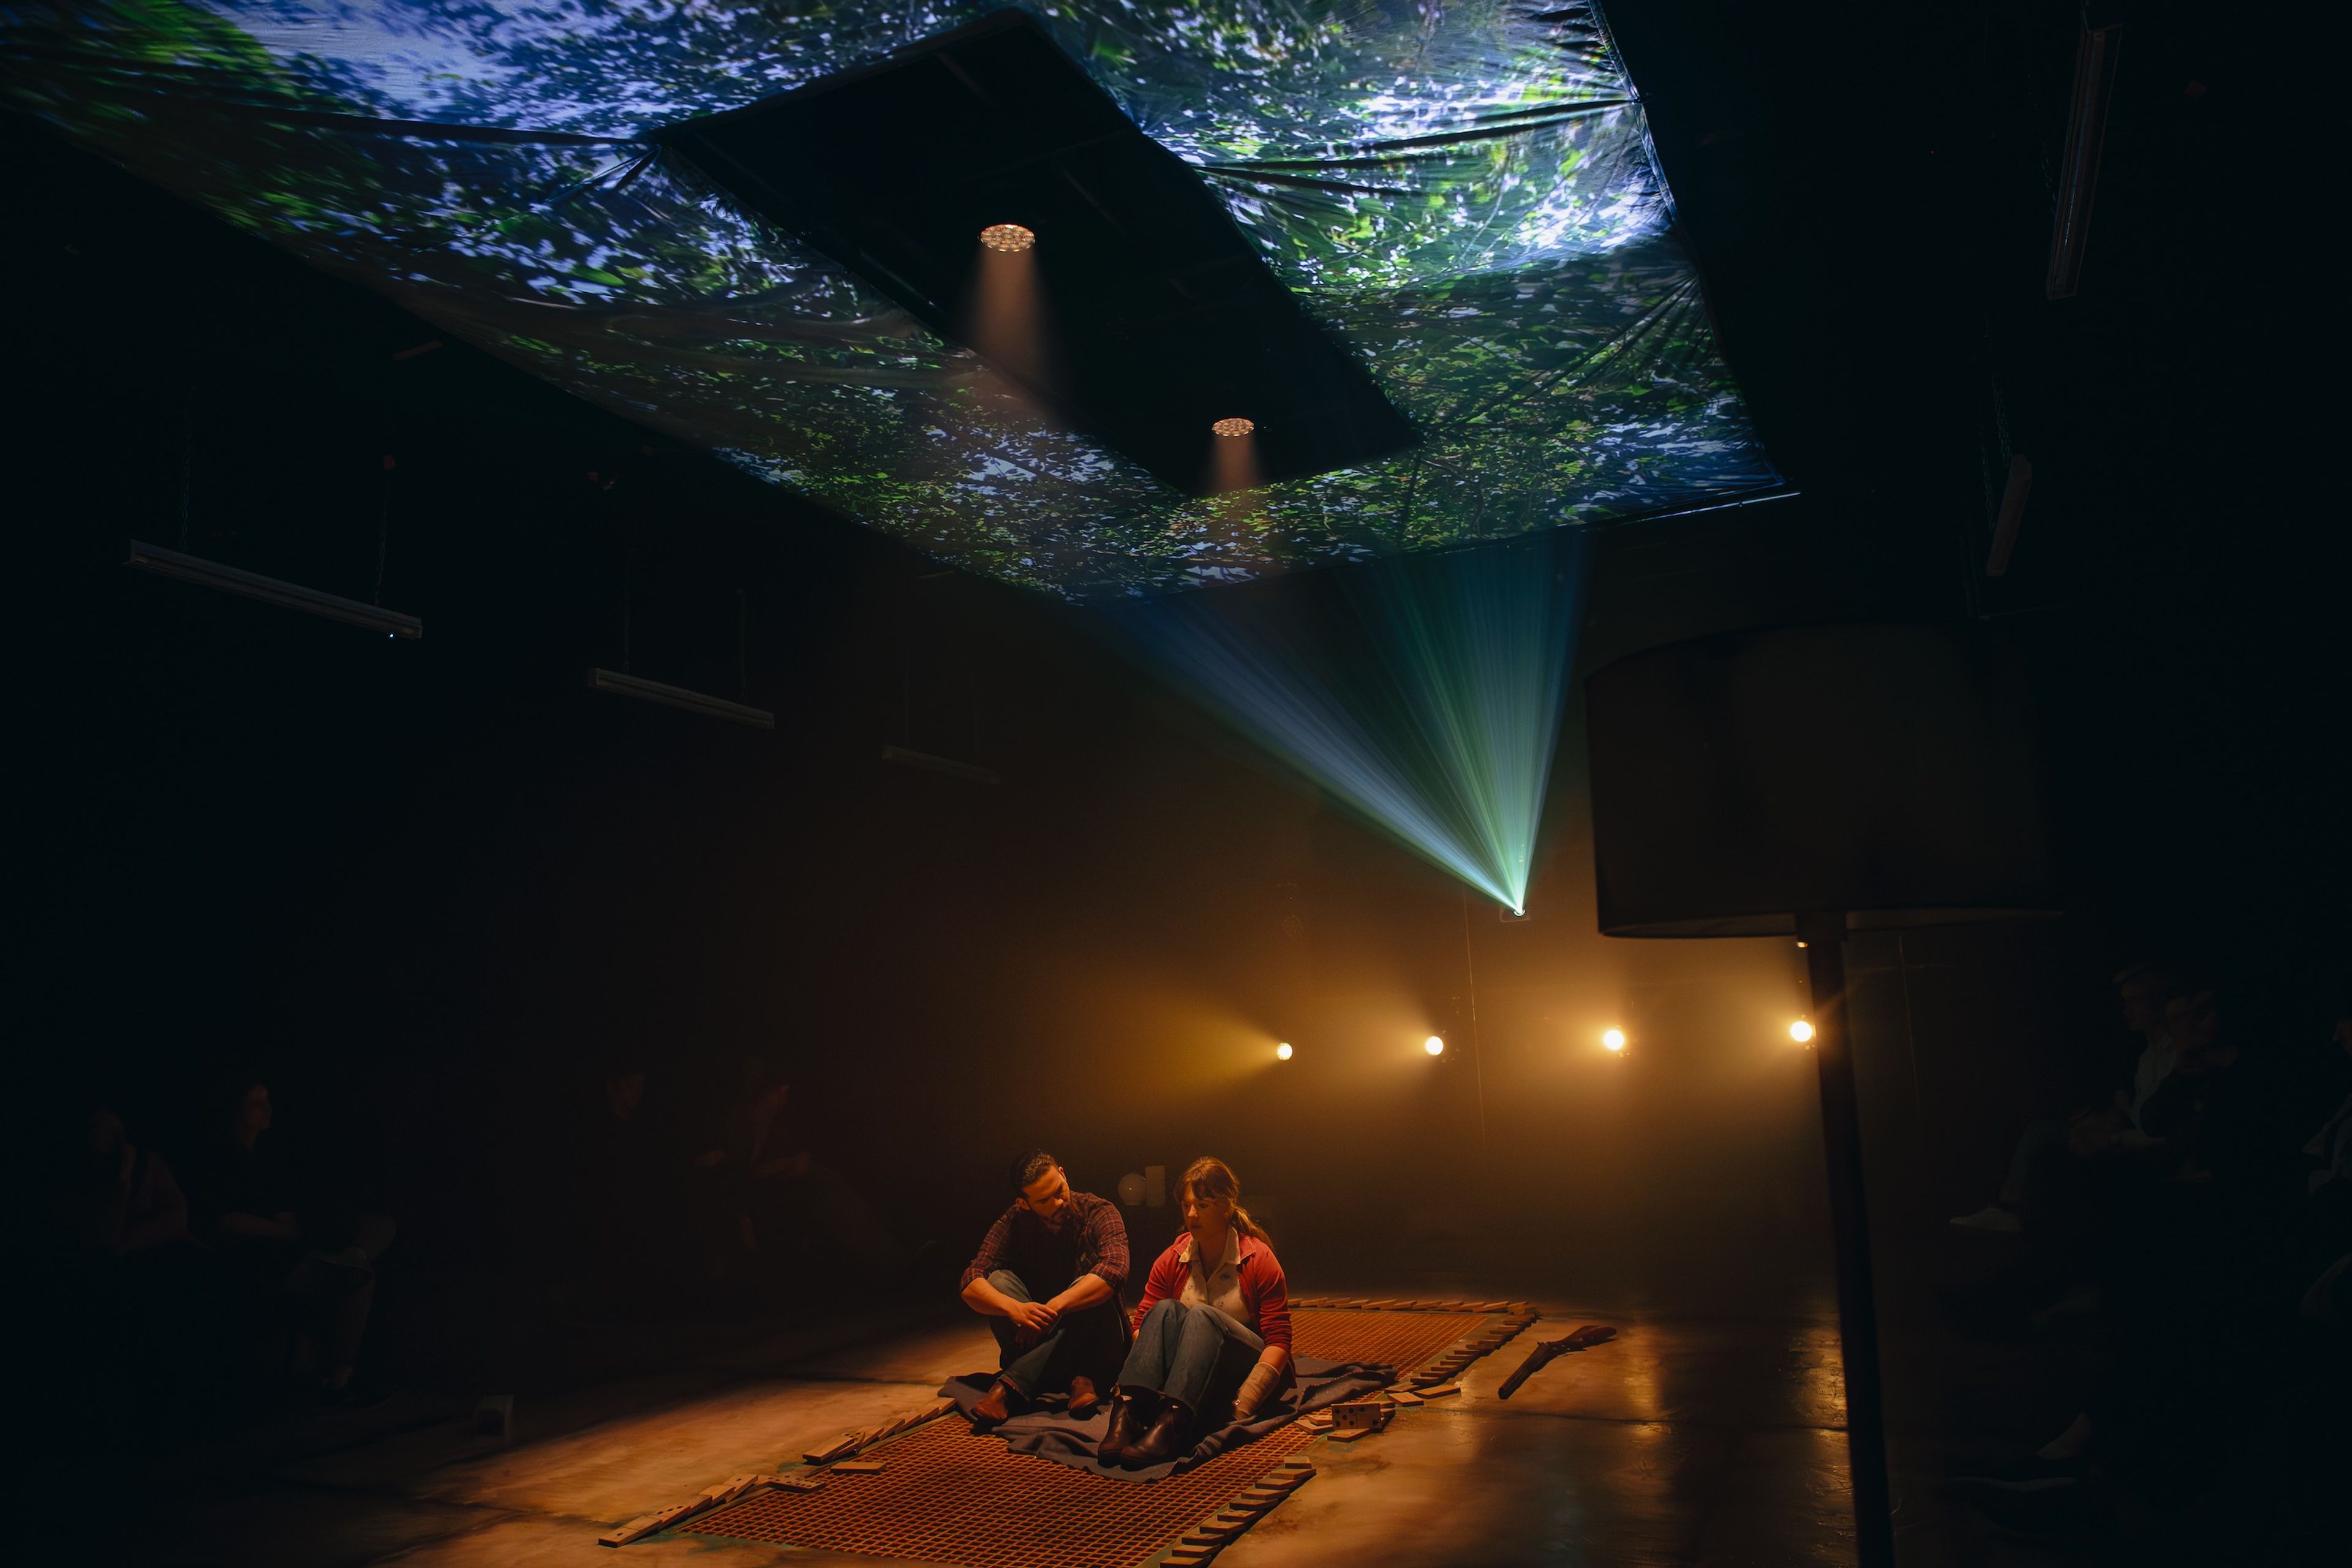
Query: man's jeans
1116 1298 1263 1418
985 1270 1125 1398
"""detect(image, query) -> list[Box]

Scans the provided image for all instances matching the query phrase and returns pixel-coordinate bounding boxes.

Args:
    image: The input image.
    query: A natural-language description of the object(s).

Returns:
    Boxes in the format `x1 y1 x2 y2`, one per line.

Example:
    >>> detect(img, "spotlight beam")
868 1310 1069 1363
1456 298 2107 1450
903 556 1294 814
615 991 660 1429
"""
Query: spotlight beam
1115 530 1588 911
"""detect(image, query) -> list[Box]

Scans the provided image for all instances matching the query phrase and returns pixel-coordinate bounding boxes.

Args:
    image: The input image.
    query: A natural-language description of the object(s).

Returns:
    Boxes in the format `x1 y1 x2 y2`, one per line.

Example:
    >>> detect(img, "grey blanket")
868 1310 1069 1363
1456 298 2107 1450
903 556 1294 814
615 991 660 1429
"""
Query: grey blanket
937 1355 1390 1482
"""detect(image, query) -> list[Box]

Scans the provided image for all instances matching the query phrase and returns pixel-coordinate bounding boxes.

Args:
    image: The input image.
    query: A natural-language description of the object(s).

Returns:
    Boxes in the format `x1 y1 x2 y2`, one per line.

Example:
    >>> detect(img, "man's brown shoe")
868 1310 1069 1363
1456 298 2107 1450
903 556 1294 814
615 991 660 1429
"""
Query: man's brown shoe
1066 1376 1101 1419
970 1379 1027 1429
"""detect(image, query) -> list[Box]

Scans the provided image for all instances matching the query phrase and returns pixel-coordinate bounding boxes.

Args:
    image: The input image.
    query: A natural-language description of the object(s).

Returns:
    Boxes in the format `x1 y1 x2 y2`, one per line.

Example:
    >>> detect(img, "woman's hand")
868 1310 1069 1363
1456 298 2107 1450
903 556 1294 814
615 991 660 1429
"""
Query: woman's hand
1231 1347 1289 1420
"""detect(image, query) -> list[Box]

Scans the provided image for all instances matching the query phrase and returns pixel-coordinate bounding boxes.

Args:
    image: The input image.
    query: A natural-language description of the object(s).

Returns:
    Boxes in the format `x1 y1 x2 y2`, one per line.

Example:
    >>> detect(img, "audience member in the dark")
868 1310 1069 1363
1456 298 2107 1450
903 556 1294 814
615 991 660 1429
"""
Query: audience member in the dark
695 1054 914 1290
51 1102 228 1449
1958 970 2350 1550
59 1105 190 1257
1952 963 2179 1233
197 1079 393 1403
581 1060 690 1317
2293 1007 2351 1324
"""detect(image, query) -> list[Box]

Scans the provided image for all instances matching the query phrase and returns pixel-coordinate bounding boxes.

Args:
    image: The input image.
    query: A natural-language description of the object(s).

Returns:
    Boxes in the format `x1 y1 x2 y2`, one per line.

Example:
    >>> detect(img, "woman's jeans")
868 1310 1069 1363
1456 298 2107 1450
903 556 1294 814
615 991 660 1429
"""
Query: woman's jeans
1117 1298 1264 1418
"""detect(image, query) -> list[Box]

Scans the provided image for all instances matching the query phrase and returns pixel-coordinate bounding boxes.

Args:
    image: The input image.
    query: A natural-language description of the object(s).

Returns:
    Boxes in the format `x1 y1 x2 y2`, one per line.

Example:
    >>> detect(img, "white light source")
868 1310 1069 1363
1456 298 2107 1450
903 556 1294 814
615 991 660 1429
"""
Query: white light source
1423 1035 1446 1057
1602 1028 1626 1052
1790 1020 1815 1043
1275 1042 1293 1061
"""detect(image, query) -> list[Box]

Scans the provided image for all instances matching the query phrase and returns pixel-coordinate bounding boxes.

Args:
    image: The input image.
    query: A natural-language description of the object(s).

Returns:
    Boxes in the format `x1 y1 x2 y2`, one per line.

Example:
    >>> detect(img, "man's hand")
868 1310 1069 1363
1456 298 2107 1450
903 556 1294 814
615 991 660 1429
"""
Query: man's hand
1006 1299 1058 1336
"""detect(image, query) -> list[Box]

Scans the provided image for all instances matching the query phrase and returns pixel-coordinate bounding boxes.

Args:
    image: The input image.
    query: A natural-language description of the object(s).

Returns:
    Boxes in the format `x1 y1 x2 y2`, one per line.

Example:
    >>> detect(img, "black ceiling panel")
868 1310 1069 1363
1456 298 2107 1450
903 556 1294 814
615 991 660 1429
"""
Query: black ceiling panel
661 10 1417 496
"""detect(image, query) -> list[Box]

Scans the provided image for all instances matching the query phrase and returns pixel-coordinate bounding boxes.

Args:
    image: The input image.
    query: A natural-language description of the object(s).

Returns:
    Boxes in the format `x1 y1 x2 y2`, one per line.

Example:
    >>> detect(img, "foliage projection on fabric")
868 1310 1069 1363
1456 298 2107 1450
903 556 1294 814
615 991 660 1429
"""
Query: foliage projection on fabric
2 1 1777 597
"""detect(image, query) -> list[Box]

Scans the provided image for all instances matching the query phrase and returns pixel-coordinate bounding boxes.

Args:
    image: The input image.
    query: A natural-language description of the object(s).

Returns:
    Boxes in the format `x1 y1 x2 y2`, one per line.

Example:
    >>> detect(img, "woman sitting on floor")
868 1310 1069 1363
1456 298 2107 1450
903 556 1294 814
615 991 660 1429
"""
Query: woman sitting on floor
1098 1156 1292 1469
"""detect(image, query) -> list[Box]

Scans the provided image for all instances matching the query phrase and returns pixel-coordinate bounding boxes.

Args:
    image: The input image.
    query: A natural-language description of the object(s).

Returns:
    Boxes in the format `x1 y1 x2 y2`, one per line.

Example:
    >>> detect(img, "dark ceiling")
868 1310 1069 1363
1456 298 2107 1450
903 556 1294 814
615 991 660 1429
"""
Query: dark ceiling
9 0 2339 986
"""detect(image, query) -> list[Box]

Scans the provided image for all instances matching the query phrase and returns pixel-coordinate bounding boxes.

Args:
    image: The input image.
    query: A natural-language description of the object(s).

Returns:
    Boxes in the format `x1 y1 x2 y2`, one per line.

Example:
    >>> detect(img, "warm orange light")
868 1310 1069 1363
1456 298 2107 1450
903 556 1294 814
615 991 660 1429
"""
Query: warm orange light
1212 417 1255 438
980 222 1034 253
1275 1042 1294 1061
1423 1035 1446 1057
1789 1020 1815 1043
1602 1028 1626 1052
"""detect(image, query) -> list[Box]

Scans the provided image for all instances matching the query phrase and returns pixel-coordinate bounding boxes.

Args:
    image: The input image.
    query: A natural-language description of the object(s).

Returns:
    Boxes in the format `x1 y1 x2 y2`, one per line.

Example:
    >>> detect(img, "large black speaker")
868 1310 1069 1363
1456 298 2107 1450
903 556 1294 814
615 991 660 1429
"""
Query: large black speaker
1586 622 2056 937
1583 622 2058 1568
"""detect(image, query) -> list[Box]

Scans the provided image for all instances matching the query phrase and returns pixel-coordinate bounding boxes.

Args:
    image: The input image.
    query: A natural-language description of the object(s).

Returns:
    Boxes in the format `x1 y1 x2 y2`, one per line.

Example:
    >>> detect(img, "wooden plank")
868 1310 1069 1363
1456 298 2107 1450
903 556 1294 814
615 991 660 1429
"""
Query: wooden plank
829 1460 885 1475
801 1429 866 1465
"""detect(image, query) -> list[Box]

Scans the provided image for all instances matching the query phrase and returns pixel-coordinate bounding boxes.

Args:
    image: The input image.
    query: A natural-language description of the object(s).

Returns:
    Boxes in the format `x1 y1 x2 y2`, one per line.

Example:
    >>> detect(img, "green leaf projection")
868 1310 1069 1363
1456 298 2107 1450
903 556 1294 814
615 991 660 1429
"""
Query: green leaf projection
3 1 1776 597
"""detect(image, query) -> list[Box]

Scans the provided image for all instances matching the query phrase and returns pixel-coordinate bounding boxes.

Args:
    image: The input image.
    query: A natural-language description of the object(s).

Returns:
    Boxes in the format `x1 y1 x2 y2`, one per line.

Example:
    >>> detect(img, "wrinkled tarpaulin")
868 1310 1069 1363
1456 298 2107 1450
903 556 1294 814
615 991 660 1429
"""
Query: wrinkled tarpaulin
2 0 1777 596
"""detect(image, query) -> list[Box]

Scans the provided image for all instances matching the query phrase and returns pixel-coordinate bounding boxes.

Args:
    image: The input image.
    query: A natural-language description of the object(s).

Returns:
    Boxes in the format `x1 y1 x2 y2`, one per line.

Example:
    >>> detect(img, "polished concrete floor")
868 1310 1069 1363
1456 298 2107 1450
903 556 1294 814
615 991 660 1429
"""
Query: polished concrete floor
107 1298 1918 1568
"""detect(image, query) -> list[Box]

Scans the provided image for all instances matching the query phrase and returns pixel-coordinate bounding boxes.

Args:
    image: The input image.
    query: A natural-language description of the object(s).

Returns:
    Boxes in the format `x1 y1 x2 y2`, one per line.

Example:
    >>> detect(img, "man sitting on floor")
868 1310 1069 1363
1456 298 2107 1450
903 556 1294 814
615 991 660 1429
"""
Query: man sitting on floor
958 1150 1129 1428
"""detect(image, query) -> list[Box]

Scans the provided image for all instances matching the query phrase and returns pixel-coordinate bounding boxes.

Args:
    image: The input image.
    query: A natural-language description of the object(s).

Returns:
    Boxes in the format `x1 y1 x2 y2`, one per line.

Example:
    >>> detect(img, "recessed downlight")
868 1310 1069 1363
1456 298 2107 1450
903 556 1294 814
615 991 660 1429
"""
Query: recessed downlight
1212 417 1254 438
979 222 1034 253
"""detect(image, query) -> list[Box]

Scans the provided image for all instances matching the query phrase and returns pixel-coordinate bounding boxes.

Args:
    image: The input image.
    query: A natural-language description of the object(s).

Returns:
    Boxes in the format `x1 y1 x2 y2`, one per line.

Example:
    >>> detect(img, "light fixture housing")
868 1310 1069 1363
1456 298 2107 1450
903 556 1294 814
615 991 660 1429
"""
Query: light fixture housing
126 539 423 638
879 744 1001 786
589 668 774 728
979 222 1034 254
1212 417 1254 439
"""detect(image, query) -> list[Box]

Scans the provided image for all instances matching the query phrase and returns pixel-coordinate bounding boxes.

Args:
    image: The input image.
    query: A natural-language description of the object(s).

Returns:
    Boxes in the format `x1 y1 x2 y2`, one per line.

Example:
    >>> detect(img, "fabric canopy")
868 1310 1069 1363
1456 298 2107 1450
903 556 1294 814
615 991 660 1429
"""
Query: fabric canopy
4 1 1778 595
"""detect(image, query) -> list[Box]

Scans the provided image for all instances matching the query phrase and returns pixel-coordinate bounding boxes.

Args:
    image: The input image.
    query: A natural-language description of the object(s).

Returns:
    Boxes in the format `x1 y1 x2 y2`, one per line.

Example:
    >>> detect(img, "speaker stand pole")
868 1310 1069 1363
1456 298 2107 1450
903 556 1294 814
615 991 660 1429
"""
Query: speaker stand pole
1801 910 1895 1568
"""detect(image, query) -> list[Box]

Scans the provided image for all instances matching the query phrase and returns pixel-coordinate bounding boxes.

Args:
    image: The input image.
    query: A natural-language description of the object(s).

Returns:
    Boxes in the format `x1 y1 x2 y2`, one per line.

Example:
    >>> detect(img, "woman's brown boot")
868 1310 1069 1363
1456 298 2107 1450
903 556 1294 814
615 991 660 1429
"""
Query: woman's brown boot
1119 1396 1196 1468
1097 1386 1158 1464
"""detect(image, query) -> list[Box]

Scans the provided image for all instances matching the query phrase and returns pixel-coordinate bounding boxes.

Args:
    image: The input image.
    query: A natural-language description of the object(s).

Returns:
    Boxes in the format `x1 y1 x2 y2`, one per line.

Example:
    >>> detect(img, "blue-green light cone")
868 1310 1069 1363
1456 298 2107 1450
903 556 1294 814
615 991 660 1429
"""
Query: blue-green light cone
1117 530 1588 910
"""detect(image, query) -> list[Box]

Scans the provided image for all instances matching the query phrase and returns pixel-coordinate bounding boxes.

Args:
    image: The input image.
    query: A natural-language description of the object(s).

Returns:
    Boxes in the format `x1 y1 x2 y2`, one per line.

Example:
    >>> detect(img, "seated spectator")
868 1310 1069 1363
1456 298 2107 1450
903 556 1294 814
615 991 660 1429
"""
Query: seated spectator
696 1054 914 1288
2294 1005 2351 1323
1961 981 2342 1538
197 1079 391 1404
1953 963 2179 1232
51 1101 229 1450
58 1105 189 1257
581 1058 688 1317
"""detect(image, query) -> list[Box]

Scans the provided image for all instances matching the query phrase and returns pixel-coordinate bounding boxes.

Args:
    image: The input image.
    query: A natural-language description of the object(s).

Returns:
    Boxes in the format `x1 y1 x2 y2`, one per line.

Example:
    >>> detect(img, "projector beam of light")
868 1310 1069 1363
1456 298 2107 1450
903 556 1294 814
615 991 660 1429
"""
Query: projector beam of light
1114 529 1589 913
1204 424 1262 497
963 236 1058 400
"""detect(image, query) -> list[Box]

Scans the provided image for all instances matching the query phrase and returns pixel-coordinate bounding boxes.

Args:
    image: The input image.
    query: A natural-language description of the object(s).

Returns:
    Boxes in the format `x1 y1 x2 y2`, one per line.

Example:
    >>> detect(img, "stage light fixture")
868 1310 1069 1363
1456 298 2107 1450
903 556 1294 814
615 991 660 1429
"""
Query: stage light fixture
1789 1020 1815 1043
1423 1035 1446 1057
1212 417 1254 439
127 540 423 638
1275 1042 1293 1061
589 669 774 727
1602 1028 1626 1052
979 222 1034 254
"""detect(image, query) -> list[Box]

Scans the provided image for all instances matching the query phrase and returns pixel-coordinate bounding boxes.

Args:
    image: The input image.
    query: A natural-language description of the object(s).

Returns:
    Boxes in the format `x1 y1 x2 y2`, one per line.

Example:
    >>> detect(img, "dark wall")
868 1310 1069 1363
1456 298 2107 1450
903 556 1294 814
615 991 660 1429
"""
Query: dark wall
14 0 2342 1401
13 118 1852 1348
